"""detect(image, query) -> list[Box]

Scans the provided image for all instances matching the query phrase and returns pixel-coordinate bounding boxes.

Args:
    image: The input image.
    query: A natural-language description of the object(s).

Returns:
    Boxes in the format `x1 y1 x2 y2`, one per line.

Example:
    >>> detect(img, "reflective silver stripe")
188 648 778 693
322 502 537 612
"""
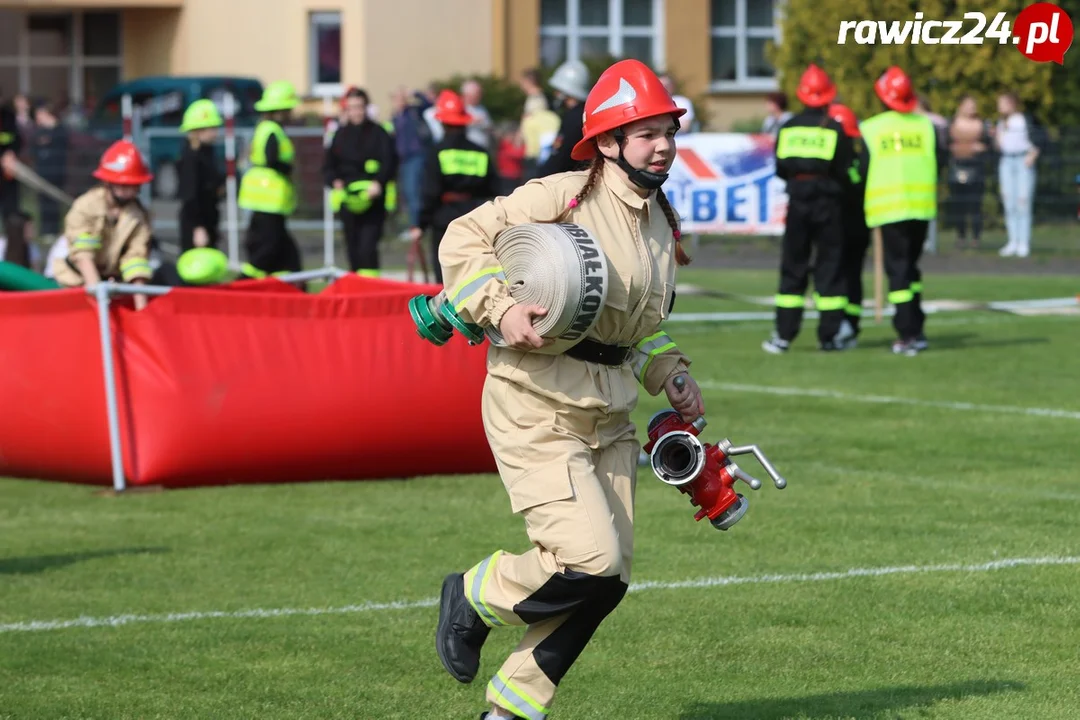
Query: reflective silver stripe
464 552 505 627
450 268 507 311
121 261 153 281
488 670 549 719
631 332 677 382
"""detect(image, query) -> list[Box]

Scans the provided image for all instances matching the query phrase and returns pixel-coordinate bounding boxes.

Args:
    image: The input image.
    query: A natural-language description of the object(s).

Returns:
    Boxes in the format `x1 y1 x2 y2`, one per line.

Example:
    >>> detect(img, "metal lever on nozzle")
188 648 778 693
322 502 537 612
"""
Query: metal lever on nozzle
717 440 787 489
725 462 762 490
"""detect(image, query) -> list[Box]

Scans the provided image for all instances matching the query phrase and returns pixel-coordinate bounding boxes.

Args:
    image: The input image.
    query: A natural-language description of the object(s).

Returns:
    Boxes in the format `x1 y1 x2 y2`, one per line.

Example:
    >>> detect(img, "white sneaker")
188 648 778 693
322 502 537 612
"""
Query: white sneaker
762 336 791 354
999 244 1017 257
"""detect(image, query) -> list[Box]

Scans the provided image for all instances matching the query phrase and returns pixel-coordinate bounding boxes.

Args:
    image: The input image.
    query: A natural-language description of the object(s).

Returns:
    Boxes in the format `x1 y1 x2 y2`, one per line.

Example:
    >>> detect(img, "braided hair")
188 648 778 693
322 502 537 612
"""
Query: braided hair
556 142 691 266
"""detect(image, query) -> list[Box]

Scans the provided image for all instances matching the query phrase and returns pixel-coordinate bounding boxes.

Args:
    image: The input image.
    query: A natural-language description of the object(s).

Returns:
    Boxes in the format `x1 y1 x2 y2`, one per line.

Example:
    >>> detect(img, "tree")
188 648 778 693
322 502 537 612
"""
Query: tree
1047 0 1080 126
771 0 1058 123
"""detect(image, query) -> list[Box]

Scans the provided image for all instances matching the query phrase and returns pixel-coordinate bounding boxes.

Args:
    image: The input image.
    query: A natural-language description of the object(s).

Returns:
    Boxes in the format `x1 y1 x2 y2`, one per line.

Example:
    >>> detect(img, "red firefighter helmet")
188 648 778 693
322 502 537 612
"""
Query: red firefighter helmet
571 59 686 161
433 89 473 127
92 140 154 186
875 66 917 113
796 64 837 108
827 103 860 138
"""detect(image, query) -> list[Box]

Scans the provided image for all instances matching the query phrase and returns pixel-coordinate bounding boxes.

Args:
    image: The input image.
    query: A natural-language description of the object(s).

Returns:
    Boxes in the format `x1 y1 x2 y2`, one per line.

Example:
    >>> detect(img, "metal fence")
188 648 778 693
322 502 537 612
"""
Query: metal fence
16 122 1080 251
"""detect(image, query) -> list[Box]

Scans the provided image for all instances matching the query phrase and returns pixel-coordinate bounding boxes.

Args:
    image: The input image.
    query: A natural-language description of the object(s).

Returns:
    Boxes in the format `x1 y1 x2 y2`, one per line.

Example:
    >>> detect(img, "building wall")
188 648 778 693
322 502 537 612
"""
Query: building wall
664 0 709 98
504 0 540 83
0 0 180 6
122 8 181 80
361 0 493 109
118 0 495 117
701 93 768 131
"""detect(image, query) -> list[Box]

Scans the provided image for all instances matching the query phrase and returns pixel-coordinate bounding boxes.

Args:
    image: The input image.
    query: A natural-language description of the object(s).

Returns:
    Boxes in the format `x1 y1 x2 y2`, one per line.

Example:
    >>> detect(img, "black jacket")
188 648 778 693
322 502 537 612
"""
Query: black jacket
178 142 224 227
0 104 22 198
418 129 497 232
0 104 21 156
534 101 586 178
774 107 855 199
844 136 871 236
323 120 399 191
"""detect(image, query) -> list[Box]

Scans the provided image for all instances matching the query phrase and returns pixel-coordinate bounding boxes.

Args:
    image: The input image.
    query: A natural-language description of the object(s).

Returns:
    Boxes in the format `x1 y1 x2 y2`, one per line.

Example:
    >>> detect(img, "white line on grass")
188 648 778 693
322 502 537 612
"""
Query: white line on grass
1 555 1076 635
698 381 1080 421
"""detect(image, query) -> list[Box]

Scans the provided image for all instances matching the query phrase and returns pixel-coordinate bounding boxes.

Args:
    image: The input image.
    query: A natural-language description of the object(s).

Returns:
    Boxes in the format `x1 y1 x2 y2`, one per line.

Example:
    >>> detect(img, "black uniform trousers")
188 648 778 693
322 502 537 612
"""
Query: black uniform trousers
341 205 386 274
430 199 484 285
775 190 847 344
842 219 872 337
881 219 928 340
244 211 302 276
179 206 221 253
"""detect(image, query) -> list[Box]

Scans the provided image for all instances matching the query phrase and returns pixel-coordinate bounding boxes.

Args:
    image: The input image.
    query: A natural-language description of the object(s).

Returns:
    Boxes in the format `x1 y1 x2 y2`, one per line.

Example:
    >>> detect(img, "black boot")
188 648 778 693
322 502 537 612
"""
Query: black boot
436 572 491 683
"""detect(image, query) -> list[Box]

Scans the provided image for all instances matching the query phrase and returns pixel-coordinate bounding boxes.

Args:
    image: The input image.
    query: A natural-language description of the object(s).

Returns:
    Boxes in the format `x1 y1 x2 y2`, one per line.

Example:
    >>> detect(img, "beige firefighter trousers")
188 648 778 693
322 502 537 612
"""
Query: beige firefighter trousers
464 372 638 719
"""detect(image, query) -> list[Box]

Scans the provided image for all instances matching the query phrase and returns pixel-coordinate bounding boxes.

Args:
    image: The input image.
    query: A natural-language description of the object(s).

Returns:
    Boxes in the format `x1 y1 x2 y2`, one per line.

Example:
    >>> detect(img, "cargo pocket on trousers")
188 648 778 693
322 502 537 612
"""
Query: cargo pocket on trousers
506 460 599 562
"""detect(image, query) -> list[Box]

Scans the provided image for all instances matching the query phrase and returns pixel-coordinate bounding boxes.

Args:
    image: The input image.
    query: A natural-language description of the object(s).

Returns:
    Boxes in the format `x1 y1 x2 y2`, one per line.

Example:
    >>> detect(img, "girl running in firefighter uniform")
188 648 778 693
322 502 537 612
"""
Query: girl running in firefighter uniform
434 59 704 720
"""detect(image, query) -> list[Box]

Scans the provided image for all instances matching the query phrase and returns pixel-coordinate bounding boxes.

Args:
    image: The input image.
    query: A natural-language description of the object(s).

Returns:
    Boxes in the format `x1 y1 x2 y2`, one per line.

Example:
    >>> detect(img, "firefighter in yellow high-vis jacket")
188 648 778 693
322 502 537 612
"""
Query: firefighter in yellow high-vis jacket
238 80 302 279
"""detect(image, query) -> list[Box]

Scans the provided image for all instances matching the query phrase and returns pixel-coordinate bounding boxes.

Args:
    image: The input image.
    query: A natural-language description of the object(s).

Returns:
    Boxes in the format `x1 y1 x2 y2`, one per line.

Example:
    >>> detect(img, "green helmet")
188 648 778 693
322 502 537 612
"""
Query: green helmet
179 99 224 133
254 81 300 113
177 248 230 285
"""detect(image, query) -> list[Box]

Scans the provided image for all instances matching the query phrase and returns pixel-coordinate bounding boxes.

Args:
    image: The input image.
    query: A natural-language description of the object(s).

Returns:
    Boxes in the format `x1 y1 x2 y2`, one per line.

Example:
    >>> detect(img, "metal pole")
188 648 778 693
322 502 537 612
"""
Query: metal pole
134 106 152 210
121 93 133 142
92 283 127 493
224 92 240 270
323 95 336 269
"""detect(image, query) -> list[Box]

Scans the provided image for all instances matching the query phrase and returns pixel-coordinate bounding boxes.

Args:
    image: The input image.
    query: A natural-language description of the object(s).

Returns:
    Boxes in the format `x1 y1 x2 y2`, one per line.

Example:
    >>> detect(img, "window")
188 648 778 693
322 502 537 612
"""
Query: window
0 10 122 106
710 0 780 90
539 0 665 69
309 11 341 97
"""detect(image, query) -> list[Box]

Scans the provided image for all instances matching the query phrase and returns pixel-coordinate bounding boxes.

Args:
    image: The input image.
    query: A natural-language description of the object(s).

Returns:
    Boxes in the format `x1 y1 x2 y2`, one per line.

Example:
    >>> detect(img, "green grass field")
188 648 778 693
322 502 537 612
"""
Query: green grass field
2 269 1079 720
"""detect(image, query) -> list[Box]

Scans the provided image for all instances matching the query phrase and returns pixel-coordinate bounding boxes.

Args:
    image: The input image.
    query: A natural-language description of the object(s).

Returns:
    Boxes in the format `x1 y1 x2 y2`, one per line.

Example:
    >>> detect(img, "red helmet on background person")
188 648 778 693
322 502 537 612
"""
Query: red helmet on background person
875 66 917 113
827 103 860 138
571 58 686 162
796 64 837 108
92 140 154 185
433 89 473 127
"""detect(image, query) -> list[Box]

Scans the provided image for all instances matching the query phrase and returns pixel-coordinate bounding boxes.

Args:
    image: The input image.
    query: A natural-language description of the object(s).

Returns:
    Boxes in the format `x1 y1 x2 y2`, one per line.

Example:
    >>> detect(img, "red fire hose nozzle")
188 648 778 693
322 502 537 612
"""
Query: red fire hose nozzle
645 375 787 530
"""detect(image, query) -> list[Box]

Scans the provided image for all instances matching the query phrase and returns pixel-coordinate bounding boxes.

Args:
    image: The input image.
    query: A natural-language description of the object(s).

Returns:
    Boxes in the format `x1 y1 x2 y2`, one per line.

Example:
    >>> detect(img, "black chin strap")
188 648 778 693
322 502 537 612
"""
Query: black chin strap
108 186 134 207
608 125 677 191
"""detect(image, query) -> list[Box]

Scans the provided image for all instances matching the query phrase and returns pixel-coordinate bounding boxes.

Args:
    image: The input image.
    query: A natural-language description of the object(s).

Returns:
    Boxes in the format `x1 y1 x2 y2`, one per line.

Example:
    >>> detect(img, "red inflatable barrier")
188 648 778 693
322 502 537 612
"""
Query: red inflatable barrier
0 275 496 488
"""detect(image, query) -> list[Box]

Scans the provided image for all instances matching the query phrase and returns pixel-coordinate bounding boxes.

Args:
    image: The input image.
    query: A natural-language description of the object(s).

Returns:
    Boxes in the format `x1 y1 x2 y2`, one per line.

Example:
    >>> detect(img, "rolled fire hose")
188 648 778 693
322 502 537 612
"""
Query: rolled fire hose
409 223 611 347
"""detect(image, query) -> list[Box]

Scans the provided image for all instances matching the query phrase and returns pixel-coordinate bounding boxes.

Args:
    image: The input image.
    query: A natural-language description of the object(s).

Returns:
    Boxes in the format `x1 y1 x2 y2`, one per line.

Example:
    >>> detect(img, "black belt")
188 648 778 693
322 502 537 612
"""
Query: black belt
564 338 633 366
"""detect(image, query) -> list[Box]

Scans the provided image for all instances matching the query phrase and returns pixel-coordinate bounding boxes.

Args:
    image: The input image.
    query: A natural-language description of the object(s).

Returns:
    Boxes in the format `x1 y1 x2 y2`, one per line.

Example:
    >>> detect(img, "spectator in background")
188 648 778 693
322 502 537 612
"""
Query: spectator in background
460 79 493 150
660 73 697 132
30 101 69 240
533 59 590 177
946 95 989 249
519 68 549 116
392 86 432 230
13 94 32 149
915 93 948 254
519 71 561 182
994 91 1038 258
418 82 445 144
495 121 525 195
761 92 793 137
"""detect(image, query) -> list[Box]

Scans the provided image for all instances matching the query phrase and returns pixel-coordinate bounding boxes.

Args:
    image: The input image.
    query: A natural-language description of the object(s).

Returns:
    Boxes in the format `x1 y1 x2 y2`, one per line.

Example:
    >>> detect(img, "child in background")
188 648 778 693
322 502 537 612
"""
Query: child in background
494 122 524 195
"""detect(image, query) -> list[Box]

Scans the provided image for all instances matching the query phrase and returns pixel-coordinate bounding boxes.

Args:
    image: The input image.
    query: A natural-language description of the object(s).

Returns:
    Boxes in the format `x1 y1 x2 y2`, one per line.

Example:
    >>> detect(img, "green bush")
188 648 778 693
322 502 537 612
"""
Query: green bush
426 74 526 126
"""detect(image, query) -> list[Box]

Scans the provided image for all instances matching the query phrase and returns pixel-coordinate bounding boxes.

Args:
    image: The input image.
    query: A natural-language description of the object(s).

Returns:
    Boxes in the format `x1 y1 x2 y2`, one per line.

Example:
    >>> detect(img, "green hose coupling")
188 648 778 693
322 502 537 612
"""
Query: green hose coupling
408 291 486 346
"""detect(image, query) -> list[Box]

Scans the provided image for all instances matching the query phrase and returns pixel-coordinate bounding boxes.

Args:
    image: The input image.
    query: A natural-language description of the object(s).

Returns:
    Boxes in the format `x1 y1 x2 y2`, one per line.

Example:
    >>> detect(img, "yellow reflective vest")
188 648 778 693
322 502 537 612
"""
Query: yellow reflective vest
861 111 938 227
